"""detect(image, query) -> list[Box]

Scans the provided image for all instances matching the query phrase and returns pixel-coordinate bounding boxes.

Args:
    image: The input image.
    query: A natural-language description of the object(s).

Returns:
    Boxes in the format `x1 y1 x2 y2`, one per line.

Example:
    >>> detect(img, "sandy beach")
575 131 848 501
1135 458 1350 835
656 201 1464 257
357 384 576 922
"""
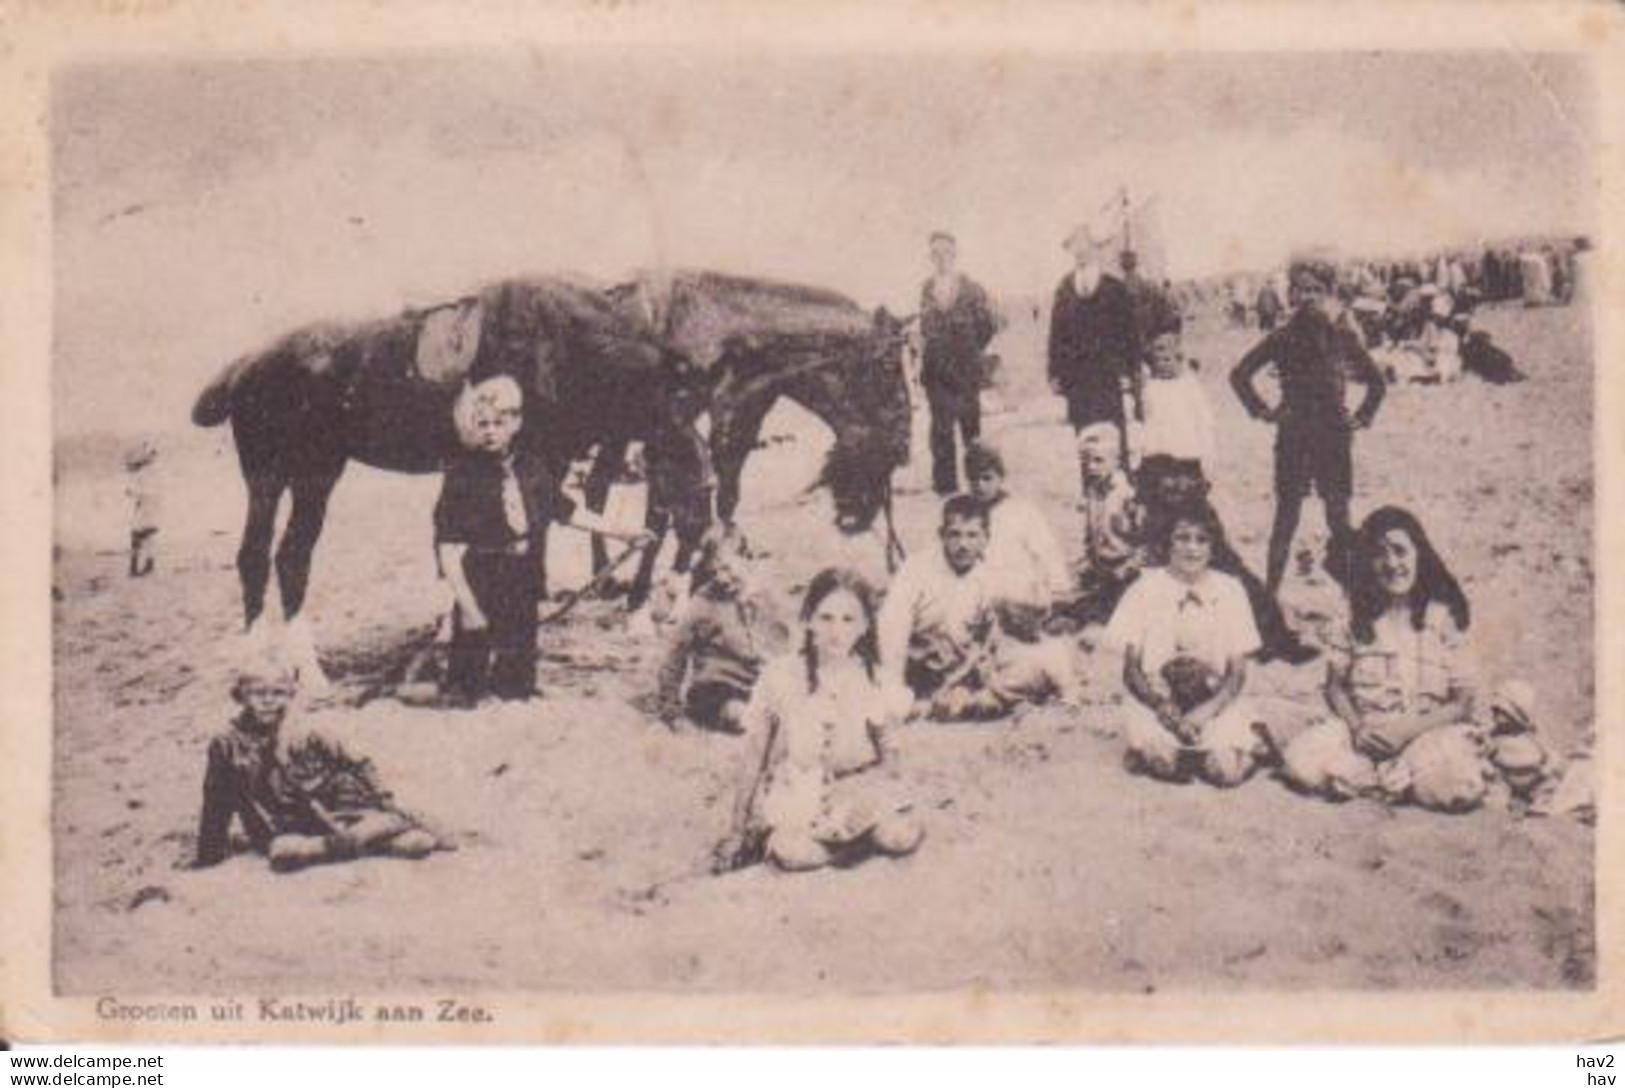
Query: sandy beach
50 296 1595 996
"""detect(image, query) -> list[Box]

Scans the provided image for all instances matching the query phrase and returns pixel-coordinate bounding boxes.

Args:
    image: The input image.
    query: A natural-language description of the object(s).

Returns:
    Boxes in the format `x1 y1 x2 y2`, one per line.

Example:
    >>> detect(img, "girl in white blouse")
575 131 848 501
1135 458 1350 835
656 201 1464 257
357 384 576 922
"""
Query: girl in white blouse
716 568 923 873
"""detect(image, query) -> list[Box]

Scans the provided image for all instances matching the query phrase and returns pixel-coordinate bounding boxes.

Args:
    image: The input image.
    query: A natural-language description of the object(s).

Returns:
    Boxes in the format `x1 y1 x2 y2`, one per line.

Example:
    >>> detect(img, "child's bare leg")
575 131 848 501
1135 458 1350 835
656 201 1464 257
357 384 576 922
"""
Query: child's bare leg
1122 704 1185 780
1390 725 1489 813
384 828 439 859
870 812 925 857
989 640 1077 706
1280 719 1378 799
716 698 746 735
339 810 439 858
1266 492 1305 595
1029 639 1081 703
765 828 830 872
267 833 332 872
1198 707 1264 788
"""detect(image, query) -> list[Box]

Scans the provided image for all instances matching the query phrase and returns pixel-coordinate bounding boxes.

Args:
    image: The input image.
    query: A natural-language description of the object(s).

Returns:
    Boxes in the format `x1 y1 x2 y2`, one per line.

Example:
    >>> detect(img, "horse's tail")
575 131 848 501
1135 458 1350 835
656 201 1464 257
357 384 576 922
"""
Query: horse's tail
192 360 244 427
192 349 270 427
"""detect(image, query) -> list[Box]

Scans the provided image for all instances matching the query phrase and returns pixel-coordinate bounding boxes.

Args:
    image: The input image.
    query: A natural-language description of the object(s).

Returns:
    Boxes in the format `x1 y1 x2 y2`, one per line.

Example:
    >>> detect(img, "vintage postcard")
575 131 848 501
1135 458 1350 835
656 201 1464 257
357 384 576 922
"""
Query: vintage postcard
1 0 1621 1044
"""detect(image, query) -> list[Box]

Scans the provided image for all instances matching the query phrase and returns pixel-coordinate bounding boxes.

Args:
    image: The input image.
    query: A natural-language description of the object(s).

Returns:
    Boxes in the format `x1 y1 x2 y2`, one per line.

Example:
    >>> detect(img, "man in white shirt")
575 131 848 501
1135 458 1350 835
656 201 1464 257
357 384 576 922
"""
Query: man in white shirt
880 495 1076 719
963 442 1071 632
879 495 997 698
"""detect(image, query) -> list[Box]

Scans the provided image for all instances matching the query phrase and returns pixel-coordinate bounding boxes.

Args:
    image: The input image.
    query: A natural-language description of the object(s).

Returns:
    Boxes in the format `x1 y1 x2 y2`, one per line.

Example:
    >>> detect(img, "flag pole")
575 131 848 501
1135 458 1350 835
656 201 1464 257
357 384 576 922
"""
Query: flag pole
1121 186 1132 254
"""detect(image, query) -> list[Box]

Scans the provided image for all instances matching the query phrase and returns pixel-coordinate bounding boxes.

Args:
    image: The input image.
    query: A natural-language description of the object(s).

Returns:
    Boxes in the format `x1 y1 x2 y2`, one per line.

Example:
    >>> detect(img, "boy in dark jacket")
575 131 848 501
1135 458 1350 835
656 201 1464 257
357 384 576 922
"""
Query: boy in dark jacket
1229 255 1386 595
194 661 438 872
435 375 651 704
919 231 1001 494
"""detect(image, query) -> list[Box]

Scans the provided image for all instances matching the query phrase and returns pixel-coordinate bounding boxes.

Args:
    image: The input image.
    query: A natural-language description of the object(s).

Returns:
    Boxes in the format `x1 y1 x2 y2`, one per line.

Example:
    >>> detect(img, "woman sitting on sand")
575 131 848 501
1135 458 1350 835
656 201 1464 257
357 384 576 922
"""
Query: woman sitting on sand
1106 500 1273 787
1278 506 1507 812
714 567 923 873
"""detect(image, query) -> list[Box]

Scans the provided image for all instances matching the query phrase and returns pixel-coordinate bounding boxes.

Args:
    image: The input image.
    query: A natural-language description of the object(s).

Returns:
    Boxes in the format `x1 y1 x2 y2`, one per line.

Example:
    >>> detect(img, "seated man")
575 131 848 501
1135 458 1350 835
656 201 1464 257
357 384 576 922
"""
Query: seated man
195 655 440 872
879 495 1075 721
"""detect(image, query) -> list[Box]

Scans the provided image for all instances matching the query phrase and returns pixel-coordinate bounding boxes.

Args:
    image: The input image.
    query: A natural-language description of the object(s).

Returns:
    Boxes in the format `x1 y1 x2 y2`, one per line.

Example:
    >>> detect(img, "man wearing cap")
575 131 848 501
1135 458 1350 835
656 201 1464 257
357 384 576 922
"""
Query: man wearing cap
1048 224 1142 483
918 231 1001 495
1229 254 1387 596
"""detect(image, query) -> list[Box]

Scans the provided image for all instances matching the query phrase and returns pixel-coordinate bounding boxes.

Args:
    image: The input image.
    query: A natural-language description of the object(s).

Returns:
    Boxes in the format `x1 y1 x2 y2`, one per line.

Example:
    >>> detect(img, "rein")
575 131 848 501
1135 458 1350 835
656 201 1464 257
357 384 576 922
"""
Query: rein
538 538 656 625
881 477 907 574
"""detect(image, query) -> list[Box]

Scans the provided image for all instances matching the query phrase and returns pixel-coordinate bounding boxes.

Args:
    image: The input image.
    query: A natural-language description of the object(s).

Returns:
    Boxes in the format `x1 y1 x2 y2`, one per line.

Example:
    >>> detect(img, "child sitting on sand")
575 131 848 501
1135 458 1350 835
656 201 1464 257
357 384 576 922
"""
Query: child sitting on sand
1135 456 1319 666
1106 500 1272 787
715 568 923 873
194 654 439 872
1066 422 1144 627
654 527 787 732
964 441 1071 637
880 495 1076 721
1278 506 1497 812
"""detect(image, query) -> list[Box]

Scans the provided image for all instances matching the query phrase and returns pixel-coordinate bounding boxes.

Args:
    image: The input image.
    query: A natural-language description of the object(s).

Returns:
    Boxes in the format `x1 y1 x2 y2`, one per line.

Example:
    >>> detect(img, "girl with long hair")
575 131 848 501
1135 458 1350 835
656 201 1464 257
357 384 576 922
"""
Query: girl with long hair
1106 500 1272 787
715 567 922 873
1280 506 1493 811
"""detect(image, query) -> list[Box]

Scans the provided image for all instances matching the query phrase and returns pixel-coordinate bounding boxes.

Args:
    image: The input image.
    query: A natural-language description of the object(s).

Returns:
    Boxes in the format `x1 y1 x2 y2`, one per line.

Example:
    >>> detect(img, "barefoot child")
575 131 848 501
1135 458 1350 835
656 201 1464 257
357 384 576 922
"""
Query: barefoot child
654 528 787 732
194 657 439 871
716 568 923 872
1106 501 1271 786
123 440 160 578
1280 506 1493 812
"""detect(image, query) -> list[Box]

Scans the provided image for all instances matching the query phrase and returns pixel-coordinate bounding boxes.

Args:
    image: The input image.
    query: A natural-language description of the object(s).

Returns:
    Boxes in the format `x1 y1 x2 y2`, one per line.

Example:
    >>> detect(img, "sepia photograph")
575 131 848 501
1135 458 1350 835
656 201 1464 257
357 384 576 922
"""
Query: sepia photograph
3 0 1621 1045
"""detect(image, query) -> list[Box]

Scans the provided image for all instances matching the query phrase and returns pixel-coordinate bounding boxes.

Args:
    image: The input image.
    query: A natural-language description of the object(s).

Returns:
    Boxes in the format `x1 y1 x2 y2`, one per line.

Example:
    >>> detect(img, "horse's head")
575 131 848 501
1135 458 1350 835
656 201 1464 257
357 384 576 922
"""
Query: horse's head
803 310 913 535
813 425 896 534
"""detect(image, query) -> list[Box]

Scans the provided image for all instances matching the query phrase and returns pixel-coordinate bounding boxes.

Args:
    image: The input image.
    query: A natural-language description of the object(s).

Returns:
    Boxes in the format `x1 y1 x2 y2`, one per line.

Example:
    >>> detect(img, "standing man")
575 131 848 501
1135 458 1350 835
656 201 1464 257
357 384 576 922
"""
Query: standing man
1229 254 1387 597
1048 224 1142 480
1255 277 1284 331
918 231 1000 495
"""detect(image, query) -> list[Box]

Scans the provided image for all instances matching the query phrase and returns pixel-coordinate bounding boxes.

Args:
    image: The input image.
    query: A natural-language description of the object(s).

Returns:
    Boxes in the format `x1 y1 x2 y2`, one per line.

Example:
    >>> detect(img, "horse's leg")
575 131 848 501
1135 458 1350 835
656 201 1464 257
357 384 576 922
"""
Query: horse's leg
712 398 771 526
237 474 285 631
625 508 669 613
583 438 626 578
273 468 344 690
275 468 344 623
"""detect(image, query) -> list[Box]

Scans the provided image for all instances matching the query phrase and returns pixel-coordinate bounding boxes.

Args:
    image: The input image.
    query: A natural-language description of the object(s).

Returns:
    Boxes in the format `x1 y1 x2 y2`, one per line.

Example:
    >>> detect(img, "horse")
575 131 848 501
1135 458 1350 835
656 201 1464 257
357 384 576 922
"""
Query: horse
191 276 709 636
582 271 913 604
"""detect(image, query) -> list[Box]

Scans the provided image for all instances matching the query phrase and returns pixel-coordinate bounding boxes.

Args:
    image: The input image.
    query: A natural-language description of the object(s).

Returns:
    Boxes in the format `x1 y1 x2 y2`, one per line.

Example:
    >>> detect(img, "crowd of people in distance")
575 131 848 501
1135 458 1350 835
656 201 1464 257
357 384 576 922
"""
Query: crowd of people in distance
1192 239 1588 390
185 233 1591 879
